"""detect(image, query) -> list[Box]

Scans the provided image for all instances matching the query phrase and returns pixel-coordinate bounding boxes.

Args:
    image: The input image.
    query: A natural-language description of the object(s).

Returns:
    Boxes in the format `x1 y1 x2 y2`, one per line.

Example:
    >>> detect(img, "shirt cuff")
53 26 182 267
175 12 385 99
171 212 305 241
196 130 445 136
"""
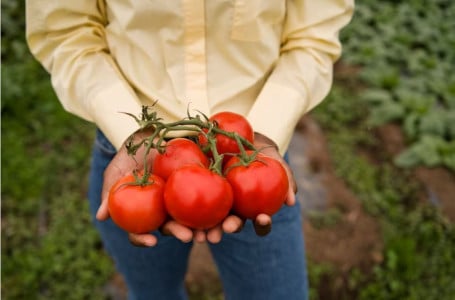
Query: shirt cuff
247 82 308 155
89 83 143 150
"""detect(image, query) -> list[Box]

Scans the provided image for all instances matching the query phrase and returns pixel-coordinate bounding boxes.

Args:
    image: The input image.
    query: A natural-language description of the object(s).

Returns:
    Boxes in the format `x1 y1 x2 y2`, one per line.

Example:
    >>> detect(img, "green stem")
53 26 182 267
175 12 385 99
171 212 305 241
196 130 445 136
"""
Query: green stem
207 133 224 175
127 105 260 181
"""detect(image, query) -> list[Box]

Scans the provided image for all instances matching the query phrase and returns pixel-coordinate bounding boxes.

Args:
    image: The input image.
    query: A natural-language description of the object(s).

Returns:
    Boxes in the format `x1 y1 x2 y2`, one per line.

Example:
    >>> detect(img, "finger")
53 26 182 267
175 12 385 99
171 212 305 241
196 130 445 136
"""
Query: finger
283 163 297 206
128 233 158 247
285 186 296 206
96 174 114 221
97 164 123 221
222 215 245 233
161 220 193 243
207 226 223 244
253 214 272 236
96 199 110 221
194 230 207 243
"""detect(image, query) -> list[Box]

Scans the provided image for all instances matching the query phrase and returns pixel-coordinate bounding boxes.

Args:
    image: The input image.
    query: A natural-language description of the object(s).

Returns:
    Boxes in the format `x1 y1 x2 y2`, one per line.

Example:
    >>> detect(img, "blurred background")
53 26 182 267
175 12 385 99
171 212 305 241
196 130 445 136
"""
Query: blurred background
2 0 455 299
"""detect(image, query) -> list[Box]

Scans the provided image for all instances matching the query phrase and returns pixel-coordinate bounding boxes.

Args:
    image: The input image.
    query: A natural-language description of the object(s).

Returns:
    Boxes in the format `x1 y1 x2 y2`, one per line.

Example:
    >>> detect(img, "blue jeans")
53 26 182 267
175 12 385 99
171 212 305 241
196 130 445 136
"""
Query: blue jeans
88 130 309 300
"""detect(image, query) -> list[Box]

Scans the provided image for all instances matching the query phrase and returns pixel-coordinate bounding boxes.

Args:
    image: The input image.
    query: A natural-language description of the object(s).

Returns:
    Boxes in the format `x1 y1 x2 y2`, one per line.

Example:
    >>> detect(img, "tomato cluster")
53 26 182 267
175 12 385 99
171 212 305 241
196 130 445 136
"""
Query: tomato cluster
108 111 289 234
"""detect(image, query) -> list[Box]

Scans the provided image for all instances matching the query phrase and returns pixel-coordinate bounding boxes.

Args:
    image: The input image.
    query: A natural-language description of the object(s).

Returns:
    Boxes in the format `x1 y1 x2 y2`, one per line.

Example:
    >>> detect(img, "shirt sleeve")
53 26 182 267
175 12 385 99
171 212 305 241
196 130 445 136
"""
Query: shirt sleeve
26 0 142 150
247 0 355 153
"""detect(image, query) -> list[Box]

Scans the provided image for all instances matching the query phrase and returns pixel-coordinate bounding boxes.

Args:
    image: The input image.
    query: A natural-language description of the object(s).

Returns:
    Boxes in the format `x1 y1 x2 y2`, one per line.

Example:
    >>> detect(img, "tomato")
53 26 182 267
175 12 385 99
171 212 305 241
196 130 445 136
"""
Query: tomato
198 112 254 161
164 165 233 229
108 174 167 234
152 138 210 180
224 152 289 220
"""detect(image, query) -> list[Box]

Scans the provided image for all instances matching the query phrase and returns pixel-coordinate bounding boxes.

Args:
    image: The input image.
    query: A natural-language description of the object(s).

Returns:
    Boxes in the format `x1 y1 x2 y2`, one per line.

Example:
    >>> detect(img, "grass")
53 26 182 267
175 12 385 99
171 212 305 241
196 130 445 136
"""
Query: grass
1 54 115 299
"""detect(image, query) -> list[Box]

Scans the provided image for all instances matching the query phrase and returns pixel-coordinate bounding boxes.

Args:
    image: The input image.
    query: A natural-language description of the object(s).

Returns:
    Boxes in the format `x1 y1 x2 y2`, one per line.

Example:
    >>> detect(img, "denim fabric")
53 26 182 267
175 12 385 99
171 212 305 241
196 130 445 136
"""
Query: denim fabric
87 129 309 300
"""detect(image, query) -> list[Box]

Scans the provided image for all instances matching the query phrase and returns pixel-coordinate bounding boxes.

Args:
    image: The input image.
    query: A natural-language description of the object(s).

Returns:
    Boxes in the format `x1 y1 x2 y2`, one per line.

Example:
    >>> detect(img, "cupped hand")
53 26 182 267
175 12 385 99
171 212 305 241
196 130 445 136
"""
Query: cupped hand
97 130 286 247
246 132 298 236
96 129 158 222
96 130 245 247
254 132 297 207
96 129 162 247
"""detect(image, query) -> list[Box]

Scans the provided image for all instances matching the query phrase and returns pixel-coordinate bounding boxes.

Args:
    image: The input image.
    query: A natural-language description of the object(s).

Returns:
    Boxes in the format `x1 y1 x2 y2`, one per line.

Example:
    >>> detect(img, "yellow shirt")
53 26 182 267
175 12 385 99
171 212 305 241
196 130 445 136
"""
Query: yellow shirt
26 0 354 153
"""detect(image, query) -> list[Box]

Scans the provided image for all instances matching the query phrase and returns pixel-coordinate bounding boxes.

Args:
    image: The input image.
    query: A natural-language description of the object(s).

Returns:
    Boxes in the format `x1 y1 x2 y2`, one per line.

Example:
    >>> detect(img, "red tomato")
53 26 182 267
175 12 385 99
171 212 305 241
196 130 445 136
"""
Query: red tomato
164 165 233 229
152 138 210 180
224 152 289 220
108 174 167 234
198 111 254 161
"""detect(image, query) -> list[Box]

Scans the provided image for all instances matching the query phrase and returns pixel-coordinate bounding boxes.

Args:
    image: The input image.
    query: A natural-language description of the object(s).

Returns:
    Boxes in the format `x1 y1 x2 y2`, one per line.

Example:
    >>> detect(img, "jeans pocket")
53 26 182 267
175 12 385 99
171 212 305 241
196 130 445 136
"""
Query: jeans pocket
94 129 117 157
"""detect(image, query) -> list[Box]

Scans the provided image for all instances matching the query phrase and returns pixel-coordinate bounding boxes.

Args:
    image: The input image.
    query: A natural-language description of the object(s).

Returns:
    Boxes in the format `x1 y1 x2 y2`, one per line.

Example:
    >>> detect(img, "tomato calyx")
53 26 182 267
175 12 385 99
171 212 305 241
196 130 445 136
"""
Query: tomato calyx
223 149 271 175
111 169 158 190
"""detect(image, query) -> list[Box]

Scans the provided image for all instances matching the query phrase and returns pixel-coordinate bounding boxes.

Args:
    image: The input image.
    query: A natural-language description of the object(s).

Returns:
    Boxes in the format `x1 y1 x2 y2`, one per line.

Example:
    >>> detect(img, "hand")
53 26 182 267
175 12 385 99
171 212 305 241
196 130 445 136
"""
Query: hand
254 132 297 206
127 215 246 246
183 132 292 240
97 130 291 246
96 129 163 247
247 132 298 236
96 130 249 247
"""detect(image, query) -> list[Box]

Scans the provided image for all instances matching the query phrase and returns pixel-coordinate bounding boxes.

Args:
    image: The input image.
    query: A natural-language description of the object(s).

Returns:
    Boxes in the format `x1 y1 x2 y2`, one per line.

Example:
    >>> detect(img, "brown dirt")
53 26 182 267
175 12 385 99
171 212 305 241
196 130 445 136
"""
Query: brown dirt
376 124 455 222
185 243 223 298
298 116 384 268
296 116 384 298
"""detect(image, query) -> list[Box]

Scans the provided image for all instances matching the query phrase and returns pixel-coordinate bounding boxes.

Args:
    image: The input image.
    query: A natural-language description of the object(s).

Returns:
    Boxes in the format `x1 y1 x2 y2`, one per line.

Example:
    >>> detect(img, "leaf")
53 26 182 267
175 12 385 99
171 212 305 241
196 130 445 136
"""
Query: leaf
445 111 455 139
442 153 455 172
394 147 422 168
403 113 420 139
360 89 393 105
395 87 435 114
395 136 443 168
418 110 447 137
368 100 405 126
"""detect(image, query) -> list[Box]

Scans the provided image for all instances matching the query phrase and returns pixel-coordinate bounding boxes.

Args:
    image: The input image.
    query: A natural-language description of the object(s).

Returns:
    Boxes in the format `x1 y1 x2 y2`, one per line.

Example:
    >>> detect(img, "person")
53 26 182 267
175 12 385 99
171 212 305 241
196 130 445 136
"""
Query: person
26 1 354 299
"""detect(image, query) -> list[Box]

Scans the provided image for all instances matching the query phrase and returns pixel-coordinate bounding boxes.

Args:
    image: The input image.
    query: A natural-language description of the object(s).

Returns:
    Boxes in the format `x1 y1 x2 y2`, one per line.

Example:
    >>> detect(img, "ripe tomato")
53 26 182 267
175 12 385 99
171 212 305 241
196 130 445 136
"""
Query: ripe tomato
164 165 233 230
224 152 289 220
198 111 254 161
152 138 210 180
108 174 167 234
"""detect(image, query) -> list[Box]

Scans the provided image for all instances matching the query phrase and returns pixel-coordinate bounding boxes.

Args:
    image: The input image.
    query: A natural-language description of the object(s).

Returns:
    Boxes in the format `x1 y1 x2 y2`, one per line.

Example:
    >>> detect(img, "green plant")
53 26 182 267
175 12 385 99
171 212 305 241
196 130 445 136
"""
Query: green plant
359 207 455 300
312 81 455 300
341 0 455 170
1 3 114 298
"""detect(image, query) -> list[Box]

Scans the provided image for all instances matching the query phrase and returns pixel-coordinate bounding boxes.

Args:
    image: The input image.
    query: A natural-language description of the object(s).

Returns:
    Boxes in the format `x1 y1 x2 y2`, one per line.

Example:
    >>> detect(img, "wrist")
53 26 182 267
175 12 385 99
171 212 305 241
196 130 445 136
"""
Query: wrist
254 132 279 151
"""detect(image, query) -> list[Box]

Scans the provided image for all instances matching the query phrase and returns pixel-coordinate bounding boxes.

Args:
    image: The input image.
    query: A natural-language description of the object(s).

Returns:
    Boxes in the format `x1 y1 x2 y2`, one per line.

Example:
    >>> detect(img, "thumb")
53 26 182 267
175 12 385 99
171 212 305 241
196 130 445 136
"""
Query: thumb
285 185 296 206
96 194 110 220
96 162 123 221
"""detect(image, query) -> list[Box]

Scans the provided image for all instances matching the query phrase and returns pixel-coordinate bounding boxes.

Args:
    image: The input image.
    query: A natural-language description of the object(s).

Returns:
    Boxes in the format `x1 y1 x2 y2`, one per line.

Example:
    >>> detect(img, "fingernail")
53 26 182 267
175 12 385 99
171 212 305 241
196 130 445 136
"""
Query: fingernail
144 239 155 247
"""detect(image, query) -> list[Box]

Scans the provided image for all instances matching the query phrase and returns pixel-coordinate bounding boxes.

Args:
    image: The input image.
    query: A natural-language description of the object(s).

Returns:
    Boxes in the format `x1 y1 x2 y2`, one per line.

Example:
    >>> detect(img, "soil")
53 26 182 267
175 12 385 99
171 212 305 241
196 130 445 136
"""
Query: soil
104 117 455 300
375 124 455 222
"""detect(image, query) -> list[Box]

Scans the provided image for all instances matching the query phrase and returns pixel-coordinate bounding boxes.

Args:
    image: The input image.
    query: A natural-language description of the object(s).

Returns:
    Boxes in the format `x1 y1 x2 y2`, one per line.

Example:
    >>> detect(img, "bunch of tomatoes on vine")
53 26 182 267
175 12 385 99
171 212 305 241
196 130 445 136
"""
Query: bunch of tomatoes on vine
108 105 289 235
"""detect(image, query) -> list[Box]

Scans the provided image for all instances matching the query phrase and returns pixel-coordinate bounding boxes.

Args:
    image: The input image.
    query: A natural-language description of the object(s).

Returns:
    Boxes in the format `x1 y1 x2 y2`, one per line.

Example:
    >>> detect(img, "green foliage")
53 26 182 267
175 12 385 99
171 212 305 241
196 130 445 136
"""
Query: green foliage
307 262 336 300
395 135 455 169
359 208 455 300
1 0 27 62
312 83 455 300
307 208 343 229
341 0 455 170
1 2 114 299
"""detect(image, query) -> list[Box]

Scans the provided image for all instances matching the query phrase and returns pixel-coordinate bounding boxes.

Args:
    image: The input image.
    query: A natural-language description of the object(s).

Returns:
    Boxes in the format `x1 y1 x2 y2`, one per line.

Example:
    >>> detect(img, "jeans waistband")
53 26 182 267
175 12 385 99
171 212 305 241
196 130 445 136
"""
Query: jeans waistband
94 129 117 156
